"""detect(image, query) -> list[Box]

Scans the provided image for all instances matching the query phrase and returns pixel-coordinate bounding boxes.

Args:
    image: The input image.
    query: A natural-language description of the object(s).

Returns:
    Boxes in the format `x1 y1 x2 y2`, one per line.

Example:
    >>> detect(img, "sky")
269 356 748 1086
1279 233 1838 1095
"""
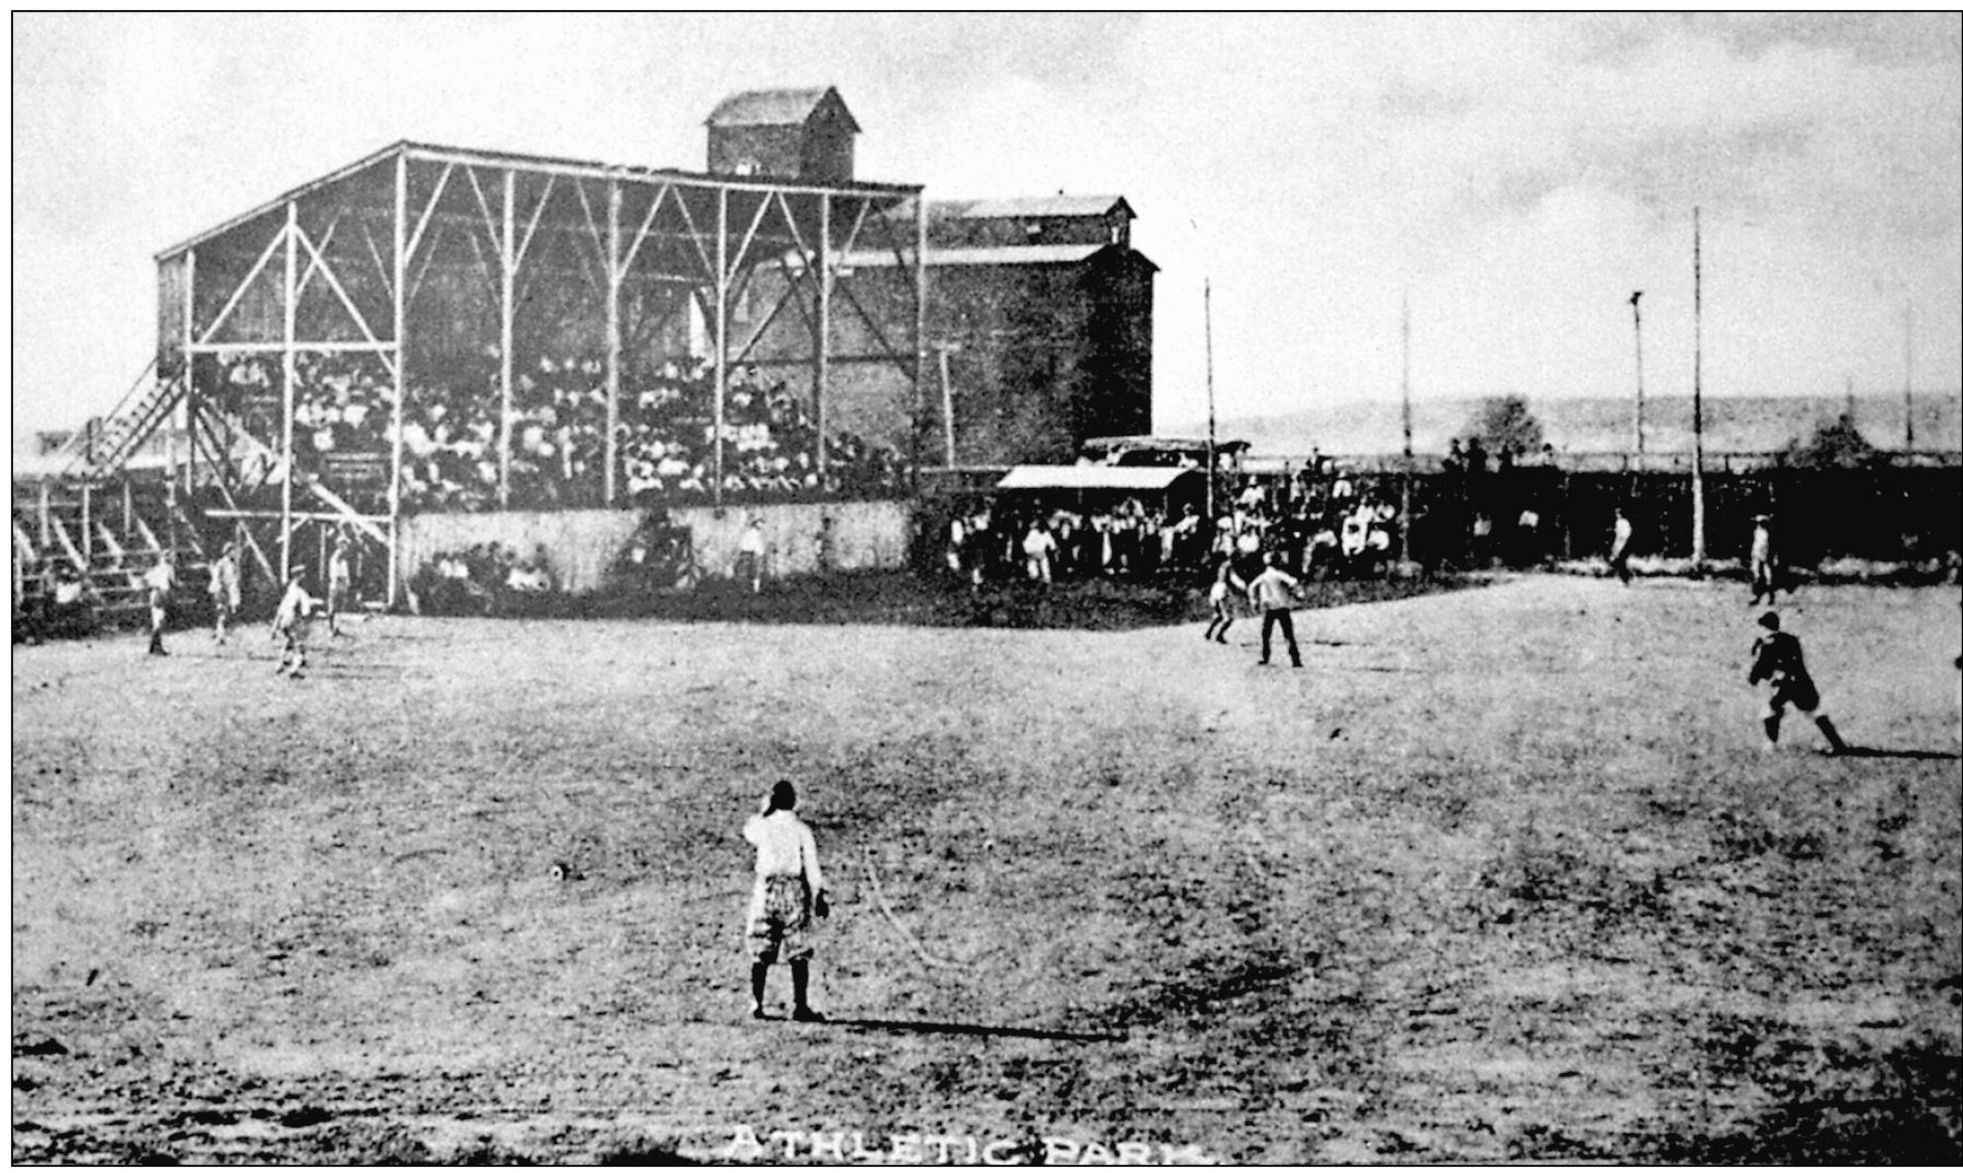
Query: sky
10 11 1961 441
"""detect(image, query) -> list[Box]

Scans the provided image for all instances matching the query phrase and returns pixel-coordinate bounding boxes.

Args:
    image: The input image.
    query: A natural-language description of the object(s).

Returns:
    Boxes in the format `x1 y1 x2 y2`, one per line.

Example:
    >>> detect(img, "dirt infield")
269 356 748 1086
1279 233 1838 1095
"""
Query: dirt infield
11 576 1961 1163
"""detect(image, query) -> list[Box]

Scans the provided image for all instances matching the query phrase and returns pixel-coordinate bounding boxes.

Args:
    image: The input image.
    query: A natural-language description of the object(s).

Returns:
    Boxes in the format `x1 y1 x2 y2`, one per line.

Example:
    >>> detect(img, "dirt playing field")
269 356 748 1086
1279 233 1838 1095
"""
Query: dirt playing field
11 574 1962 1163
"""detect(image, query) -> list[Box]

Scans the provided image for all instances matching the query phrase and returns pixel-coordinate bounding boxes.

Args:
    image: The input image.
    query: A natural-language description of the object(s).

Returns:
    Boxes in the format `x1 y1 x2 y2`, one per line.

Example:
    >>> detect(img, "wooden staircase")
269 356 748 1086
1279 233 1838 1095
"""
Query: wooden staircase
55 360 188 480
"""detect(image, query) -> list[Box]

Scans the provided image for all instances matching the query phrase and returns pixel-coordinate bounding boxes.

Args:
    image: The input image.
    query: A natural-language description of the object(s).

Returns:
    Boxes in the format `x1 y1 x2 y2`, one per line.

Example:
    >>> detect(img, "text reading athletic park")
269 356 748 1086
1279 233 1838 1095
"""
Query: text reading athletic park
12 78 1961 1165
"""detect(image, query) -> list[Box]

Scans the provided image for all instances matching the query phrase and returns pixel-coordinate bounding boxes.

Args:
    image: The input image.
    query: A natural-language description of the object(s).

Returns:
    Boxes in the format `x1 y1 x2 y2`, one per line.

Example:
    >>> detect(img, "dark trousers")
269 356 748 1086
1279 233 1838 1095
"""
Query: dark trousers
1260 609 1301 666
1610 550 1632 585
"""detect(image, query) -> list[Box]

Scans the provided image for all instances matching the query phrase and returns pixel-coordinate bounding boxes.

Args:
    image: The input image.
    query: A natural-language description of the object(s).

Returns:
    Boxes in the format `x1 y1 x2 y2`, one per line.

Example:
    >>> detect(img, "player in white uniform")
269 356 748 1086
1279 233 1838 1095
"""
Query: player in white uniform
272 570 320 678
743 781 829 1022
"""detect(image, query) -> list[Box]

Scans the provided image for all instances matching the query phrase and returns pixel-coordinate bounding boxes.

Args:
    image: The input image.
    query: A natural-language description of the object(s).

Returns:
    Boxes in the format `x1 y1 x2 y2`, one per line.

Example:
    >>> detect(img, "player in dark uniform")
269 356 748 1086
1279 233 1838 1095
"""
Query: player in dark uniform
1747 611 1846 754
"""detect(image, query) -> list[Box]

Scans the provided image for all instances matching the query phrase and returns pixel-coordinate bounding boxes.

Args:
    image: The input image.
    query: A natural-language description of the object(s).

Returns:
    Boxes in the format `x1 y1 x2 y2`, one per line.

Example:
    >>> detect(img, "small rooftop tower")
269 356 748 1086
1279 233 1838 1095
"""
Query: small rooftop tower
705 86 859 183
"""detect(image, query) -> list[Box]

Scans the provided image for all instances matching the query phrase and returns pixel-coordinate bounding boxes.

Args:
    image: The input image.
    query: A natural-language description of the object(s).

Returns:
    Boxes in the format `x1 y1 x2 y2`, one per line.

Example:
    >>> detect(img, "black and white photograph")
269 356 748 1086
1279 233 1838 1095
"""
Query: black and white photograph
10 12 1962 1164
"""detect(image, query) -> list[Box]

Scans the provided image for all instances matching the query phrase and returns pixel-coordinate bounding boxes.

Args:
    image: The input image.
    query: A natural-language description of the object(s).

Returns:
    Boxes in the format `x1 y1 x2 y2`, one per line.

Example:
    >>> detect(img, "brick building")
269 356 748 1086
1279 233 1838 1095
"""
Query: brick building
706 88 1157 466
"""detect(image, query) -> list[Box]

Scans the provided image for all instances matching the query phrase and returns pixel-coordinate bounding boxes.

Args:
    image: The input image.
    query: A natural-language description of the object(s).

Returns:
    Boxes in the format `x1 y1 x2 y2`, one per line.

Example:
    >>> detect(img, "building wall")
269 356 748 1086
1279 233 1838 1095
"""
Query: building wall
743 247 1153 467
708 111 854 181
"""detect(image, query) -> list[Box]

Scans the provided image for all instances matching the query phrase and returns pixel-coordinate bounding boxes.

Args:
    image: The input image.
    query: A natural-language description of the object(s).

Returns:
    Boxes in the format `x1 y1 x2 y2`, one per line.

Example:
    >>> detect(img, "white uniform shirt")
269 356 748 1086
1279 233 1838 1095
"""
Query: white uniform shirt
275 582 317 630
743 810 825 889
1249 565 1302 611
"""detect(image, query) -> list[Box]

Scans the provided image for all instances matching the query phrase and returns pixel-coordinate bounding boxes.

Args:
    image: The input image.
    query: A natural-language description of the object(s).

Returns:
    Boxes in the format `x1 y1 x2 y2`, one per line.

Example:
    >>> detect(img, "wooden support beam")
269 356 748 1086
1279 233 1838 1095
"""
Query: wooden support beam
388 149 408 608
499 167 516 509
50 516 88 573
713 187 728 509
132 515 164 560
605 179 621 507
189 341 398 354
404 161 455 264
915 194 930 484
198 222 286 346
294 223 397 377
817 194 832 477
281 199 298 581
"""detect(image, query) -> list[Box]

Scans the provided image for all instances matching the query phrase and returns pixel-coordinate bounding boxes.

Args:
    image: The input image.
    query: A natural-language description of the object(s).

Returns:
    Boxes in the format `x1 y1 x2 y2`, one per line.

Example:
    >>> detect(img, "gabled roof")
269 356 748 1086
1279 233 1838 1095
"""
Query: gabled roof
951 195 1134 220
996 465 1199 492
1084 436 1250 456
842 244 1104 268
705 86 860 132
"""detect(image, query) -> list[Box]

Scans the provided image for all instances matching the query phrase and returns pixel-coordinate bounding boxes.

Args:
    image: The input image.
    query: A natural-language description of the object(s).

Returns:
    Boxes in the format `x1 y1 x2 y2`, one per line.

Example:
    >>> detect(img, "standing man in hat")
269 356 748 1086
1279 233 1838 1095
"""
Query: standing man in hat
1748 513 1778 605
271 569 319 678
208 540 242 645
734 516 767 595
1748 611 1847 754
325 535 353 637
1247 551 1305 668
143 550 177 656
1608 507 1635 586
743 780 830 1022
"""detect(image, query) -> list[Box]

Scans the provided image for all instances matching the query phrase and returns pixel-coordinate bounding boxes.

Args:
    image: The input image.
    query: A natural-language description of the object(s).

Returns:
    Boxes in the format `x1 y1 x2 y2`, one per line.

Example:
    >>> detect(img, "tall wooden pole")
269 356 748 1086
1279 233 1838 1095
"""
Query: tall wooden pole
914 193 929 492
281 201 298 582
713 188 729 510
1903 302 1915 453
1629 290 1645 467
1691 207 1706 566
1204 276 1216 522
939 345 957 466
186 248 198 493
605 180 622 507
387 149 407 607
815 194 831 479
1401 294 1414 568
498 169 516 509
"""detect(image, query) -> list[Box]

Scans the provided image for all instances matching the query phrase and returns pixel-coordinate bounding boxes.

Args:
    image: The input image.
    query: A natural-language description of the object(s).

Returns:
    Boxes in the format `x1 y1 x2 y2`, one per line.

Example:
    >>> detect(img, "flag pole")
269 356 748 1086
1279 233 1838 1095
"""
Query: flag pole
1691 207 1706 567
1629 290 1645 470
1204 276 1216 523
1400 294 1415 571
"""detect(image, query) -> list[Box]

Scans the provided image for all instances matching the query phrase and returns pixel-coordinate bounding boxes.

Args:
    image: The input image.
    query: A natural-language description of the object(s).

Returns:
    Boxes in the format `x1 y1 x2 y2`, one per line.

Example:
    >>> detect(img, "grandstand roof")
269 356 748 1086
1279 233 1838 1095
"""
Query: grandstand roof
156 138 917 261
705 86 860 132
996 465 1200 492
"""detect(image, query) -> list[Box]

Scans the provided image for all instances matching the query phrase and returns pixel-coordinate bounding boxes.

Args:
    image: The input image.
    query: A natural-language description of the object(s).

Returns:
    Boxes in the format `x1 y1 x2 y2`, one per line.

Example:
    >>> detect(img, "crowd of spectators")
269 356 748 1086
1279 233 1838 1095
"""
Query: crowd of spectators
937 454 1421 589
215 350 908 514
407 540 557 615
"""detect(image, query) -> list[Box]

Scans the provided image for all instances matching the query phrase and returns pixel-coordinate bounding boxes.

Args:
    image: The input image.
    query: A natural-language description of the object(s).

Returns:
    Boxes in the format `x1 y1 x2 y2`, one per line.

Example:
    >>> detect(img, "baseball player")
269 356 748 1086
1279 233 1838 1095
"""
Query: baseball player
1202 554 1246 645
1247 552 1305 668
742 780 830 1022
208 540 242 644
1608 507 1634 586
271 569 320 678
1748 611 1847 754
734 516 767 594
143 551 177 657
1748 513 1777 606
326 536 353 636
